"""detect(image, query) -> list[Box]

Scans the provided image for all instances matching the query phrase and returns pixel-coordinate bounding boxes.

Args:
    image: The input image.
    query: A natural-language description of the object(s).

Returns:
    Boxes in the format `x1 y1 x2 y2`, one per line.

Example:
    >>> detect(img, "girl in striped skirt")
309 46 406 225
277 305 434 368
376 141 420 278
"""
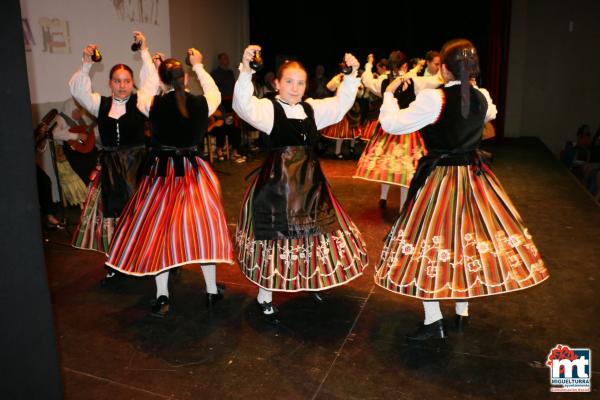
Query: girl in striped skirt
355 51 440 210
106 49 235 317
233 45 368 318
69 31 154 283
358 57 389 143
375 39 549 340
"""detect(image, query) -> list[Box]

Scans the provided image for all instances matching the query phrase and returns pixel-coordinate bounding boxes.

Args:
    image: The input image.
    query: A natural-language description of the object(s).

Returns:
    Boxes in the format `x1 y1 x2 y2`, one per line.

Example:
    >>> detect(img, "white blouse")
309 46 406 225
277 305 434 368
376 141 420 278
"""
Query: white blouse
361 63 389 98
135 63 221 118
361 62 443 98
233 69 360 134
379 80 498 135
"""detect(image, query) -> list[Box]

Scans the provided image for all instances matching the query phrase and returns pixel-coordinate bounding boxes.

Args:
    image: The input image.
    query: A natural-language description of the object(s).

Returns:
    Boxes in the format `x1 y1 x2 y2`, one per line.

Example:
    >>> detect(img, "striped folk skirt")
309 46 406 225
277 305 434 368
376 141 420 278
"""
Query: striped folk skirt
236 148 368 291
321 116 362 141
358 119 379 141
374 164 549 300
71 167 114 253
71 148 145 253
106 155 235 275
354 128 427 187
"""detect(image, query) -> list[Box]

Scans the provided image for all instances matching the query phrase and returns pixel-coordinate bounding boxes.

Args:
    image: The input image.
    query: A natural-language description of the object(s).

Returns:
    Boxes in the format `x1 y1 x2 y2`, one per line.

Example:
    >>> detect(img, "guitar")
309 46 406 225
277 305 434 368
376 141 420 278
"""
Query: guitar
207 109 224 132
67 125 96 153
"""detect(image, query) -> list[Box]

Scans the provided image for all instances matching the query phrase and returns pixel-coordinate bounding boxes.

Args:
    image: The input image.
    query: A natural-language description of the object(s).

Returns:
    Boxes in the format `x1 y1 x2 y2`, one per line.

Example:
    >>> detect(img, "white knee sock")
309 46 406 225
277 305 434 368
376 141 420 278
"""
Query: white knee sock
380 184 390 200
423 301 443 324
257 287 273 304
201 264 218 294
399 187 408 209
335 139 343 154
155 271 169 298
257 288 274 314
455 301 469 316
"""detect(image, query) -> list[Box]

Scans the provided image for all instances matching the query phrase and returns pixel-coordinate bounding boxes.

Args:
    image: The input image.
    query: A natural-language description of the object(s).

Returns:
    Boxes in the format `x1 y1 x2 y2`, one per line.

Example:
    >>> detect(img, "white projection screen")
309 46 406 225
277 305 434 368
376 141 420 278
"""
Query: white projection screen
20 0 171 104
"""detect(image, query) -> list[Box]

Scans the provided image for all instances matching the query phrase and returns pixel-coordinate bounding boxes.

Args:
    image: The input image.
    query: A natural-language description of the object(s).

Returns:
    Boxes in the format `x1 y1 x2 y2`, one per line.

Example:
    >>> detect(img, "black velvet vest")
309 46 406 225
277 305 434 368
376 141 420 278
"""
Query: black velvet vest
419 85 488 154
380 75 416 109
97 94 147 148
265 99 319 148
402 84 490 214
149 91 209 147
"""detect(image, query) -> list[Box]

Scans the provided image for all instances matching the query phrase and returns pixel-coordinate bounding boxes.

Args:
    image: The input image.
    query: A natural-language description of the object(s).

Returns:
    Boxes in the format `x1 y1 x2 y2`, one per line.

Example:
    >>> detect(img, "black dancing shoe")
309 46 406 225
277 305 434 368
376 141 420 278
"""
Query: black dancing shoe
454 315 469 333
378 199 387 209
206 284 226 309
406 319 447 341
150 295 170 318
100 269 122 287
257 300 279 317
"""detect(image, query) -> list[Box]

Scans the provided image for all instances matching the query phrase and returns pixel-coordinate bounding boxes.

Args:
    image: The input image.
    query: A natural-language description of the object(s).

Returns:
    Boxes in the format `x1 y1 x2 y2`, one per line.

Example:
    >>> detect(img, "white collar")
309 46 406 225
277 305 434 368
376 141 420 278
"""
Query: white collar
276 96 300 107
444 80 461 88
112 95 130 104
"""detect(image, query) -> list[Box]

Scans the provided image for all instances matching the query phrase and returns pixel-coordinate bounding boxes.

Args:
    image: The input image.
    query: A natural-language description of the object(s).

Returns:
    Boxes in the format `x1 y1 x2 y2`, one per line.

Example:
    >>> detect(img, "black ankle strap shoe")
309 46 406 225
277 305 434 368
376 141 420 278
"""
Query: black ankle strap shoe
256 300 278 316
406 319 447 341
206 284 225 309
150 295 170 318
454 315 469 333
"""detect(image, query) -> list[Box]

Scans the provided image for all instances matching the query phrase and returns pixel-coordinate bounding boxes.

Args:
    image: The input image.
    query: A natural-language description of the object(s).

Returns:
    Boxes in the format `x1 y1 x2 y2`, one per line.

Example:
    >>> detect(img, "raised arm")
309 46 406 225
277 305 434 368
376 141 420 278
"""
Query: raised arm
379 86 443 135
68 44 101 117
306 53 360 130
188 48 221 116
361 55 386 97
131 31 160 116
232 45 275 133
412 74 444 94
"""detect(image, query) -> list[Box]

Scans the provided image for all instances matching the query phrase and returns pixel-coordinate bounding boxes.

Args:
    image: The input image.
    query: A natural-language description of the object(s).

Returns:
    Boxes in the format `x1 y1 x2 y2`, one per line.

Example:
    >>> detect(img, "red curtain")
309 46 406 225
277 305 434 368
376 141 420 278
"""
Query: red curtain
485 0 512 139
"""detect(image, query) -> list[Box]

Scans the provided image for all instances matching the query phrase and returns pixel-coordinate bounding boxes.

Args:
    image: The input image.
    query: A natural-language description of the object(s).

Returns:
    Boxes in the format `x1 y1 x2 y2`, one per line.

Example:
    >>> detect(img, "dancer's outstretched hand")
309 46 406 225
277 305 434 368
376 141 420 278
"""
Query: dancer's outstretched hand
187 48 203 66
343 53 359 76
241 45 261 73
133 31 148 51
82 44 97 63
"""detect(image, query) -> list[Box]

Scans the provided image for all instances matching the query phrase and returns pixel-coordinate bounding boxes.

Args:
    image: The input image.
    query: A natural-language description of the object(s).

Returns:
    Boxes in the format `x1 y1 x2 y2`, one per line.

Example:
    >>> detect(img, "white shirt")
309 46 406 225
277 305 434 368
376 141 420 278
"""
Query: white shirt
136 63 221 118
361 63 389 98
233 69 360 134
361 63 442 99
69 49 159 119
379 80 498 135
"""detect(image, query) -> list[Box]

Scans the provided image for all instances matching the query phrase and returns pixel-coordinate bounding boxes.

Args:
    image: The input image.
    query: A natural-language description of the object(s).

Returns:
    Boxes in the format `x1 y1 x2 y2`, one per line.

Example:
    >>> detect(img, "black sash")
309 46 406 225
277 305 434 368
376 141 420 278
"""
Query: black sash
402 149 488 216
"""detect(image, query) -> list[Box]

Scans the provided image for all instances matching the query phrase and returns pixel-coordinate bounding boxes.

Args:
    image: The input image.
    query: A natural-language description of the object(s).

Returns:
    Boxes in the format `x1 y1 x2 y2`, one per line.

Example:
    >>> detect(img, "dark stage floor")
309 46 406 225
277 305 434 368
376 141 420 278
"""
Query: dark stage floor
43 137 599 399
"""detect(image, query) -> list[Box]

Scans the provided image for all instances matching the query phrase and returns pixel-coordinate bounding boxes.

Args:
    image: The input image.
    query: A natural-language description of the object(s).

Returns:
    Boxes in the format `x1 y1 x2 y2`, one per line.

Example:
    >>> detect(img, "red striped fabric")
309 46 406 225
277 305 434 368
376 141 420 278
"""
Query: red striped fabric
358 119 380 141
71 170 114 254
321 116 362 140
106 156 235 275
375 165 549 299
